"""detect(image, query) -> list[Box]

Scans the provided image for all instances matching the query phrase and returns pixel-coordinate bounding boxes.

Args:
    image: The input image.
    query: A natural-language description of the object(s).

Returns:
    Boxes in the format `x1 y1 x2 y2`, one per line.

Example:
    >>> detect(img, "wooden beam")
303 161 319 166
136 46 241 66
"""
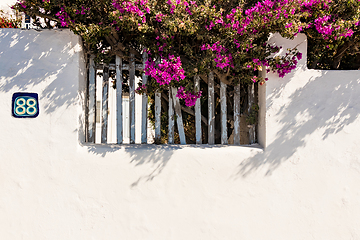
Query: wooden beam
141 52 148 144
220 81 228 144
234 84 240 145
129 53 135 144
171 87 186 144
208 72 215 145
116 55 123 144
155 90 161 143
87 55 96 143
194 75 202 144
168 89 174 144
248 83 256 144
101 63 109 143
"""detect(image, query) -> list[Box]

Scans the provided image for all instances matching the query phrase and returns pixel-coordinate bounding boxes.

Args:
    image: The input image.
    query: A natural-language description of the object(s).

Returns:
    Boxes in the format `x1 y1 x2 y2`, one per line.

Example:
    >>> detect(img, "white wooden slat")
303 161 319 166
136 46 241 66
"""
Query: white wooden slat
171 87 186 144
101 63 109 143
194 75 202 144
248 82 256 144
141 52 148 144
87 55 96 143
155 90 161 143
116 55 123 144
234 84 240 145
129 53 136 144
208 72 215 145
257 66 266 148
220 81 228 145
168 89 174 144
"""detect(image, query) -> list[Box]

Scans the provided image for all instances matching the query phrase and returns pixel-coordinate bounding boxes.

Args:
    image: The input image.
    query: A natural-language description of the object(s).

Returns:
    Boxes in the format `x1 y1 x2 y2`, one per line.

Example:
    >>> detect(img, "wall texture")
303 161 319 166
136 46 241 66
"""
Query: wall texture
1 29 360 240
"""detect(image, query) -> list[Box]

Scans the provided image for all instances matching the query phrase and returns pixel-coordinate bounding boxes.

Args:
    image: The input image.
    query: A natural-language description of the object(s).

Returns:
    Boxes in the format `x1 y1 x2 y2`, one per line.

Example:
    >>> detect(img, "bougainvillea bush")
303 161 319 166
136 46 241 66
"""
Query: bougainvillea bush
13 0 360 105
12 0 360 143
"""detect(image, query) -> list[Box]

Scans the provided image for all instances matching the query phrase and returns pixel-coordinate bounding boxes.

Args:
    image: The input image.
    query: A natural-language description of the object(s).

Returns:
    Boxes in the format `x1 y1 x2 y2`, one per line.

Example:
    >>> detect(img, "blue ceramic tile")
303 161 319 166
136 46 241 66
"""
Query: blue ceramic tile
12 92 39 118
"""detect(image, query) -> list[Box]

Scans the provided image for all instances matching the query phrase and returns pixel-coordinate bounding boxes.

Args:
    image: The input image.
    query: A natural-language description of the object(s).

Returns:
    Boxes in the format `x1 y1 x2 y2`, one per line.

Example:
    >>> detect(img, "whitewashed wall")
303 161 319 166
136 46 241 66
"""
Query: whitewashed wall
0 0 16 17
1 29 360 240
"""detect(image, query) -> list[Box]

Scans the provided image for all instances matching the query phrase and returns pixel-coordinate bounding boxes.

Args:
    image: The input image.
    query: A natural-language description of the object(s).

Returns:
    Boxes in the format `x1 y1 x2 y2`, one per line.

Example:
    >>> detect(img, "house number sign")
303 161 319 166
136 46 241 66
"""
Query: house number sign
12 92 39 118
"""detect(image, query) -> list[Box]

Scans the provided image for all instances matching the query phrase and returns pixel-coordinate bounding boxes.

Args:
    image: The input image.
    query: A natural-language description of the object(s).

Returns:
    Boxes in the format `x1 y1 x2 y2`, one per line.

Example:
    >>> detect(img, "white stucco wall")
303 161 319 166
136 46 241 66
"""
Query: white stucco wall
1 29 360 240
0 0 16 16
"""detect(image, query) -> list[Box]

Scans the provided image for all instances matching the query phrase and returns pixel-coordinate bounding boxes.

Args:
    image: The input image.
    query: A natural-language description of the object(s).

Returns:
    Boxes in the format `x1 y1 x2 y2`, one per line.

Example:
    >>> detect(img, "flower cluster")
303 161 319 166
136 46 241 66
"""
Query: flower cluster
112 0 150 23
314 15 354 40
221 0 302 36
201 42 234 69
314 15 333 37
75 6 89 15
176 86 202 107
55 7 71 27
269 49 302 78
144 54 203 106
144 54 185 86
155 13 165 22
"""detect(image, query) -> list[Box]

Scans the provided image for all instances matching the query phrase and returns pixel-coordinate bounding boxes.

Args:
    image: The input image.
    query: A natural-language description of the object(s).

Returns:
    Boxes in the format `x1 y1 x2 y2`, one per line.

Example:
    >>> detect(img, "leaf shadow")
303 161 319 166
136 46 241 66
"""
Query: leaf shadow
237 69 360 177
0 29 83 115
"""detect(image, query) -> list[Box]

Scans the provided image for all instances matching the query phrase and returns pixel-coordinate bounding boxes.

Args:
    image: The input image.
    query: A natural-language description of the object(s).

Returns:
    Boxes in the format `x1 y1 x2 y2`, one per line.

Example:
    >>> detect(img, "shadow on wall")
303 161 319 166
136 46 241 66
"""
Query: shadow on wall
238 69 360 177
86 144 181 186
0 29 83 114
126 145 180 187
124 144 244 186
86 142 237 185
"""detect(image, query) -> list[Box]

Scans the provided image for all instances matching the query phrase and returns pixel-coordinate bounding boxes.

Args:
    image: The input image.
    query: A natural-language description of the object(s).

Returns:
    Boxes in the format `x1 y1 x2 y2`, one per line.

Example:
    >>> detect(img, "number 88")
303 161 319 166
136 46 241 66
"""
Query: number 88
15 97 37 116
